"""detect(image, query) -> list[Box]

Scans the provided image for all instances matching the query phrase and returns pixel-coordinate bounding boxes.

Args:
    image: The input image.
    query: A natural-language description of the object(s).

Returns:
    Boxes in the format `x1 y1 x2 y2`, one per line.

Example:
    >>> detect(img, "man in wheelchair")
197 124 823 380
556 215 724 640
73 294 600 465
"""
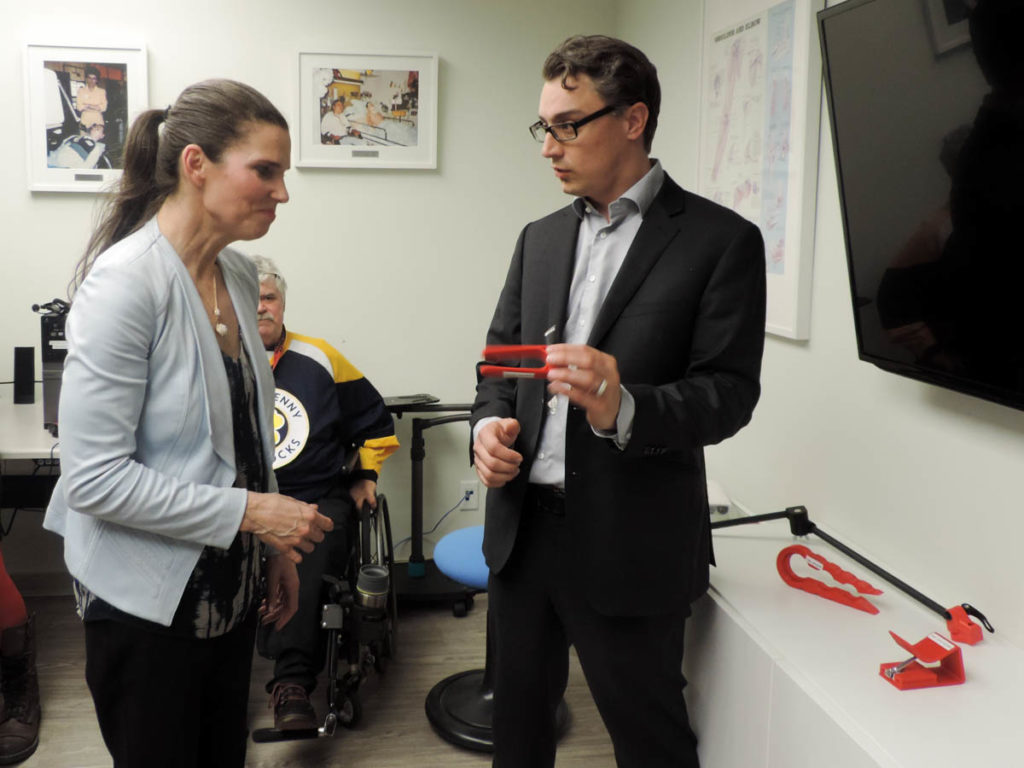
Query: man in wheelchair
253 256 399 733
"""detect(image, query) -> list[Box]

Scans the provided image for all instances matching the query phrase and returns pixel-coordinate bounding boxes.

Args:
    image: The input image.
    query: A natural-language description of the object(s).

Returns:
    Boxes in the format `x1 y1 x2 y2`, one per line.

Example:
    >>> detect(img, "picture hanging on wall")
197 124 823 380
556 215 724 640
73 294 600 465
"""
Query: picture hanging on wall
297 51 438 169
23 44 148 193
698 0 824 340
922 0 972 56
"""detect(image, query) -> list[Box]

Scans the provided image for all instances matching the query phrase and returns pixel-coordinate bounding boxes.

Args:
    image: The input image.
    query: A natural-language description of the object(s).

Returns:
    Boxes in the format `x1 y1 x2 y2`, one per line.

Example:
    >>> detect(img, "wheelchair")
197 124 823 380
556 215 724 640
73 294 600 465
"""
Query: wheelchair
252 493 398 742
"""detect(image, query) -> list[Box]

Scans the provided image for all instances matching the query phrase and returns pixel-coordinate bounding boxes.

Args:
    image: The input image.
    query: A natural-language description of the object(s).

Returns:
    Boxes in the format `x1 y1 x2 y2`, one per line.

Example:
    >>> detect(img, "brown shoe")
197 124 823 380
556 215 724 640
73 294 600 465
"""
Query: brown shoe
270 682 318 731
0 615 41 765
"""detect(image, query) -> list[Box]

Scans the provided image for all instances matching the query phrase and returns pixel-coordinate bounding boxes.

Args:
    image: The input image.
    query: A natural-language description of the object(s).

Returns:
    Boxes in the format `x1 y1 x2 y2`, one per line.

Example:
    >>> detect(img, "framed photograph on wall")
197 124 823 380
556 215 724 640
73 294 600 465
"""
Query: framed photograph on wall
922 0 972 55
297 51 438 169
698 0 824 340
23 44 148 193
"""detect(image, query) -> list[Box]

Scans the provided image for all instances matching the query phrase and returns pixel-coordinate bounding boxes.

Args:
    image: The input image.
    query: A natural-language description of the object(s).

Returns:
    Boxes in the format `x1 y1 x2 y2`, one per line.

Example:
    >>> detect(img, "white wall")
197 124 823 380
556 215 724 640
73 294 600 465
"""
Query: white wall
619 0 705 182
1 0 617 570
7 0 1022 652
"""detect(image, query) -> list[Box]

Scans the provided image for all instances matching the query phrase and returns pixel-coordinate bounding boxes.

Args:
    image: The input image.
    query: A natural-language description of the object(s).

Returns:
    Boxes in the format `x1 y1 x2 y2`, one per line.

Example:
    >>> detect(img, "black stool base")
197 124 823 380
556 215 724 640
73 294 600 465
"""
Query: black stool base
425 668 570 753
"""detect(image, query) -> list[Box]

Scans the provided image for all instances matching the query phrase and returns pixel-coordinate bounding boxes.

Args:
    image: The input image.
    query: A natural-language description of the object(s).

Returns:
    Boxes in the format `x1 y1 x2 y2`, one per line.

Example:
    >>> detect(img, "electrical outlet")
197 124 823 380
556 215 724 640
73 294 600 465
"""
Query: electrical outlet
460 479 480 510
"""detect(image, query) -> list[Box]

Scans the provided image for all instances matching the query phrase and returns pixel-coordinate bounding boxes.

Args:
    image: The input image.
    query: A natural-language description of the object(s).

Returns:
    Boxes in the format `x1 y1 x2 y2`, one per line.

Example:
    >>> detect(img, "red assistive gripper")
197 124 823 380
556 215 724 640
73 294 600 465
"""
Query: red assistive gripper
776 544 882 615
480 345 551 379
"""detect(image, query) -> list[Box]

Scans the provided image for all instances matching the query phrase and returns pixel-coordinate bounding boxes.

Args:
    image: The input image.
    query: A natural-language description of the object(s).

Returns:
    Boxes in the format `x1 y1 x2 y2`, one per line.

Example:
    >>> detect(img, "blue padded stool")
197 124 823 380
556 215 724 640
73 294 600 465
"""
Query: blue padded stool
433 525 489 592
425 525 569 752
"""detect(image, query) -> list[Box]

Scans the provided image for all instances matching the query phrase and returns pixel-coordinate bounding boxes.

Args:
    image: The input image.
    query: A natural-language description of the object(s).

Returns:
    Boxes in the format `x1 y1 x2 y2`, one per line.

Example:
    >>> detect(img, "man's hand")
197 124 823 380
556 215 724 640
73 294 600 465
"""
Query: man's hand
544 344 622 432
349 478 377 510
260 553 300 630
474 418 523 488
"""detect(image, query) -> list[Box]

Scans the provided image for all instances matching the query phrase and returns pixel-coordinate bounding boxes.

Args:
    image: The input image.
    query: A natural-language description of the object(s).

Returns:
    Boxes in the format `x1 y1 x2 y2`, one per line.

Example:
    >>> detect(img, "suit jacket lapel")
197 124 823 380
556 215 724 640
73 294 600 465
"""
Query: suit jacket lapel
519 208 578 456
588 176 687 348
541 207 580 345
161 244 236 470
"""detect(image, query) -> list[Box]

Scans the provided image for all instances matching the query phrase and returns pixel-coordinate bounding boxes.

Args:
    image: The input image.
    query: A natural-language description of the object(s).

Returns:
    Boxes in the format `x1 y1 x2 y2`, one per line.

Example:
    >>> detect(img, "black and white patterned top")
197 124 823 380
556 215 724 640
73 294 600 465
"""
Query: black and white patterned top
76 344 268 639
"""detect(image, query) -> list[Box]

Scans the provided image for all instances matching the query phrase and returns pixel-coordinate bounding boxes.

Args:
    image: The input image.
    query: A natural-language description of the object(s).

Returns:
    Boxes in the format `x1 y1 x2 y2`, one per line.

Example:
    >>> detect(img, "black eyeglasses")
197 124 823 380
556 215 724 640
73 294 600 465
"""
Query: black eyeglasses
529 105 617 143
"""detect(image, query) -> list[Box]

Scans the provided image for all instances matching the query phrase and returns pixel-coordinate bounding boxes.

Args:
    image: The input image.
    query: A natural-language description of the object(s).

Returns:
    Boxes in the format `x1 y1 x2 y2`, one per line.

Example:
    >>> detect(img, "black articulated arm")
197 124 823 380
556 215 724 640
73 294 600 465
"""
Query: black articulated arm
711 506 993 633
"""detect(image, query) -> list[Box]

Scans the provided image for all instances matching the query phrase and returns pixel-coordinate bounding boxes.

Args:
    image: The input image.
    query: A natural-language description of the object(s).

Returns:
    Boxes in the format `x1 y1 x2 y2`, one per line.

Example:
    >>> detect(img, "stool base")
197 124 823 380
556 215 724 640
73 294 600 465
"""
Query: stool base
425 668 570 753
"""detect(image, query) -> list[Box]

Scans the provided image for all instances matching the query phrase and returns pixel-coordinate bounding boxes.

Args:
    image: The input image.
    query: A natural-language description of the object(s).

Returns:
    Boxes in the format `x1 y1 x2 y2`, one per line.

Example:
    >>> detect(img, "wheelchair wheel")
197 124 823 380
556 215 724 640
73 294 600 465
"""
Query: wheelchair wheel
379 494 398 663
336 688 363 729
327 670 362 729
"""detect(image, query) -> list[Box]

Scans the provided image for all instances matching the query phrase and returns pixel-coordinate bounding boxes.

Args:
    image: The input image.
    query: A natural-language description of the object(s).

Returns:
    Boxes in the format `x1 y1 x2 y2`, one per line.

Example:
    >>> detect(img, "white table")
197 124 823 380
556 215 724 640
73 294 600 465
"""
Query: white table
0 385 59 509
0 385 58 461
684 523 1022 767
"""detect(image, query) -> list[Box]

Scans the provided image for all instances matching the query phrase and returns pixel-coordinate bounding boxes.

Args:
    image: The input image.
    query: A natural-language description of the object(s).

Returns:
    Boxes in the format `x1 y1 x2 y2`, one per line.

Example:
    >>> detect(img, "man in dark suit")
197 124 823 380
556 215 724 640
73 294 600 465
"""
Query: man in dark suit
472 35 766 768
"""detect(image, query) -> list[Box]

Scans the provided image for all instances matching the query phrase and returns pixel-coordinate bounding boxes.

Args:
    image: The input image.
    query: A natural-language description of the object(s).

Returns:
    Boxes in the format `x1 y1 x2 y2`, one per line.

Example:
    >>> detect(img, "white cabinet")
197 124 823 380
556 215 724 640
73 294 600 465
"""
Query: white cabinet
684 528 1023 767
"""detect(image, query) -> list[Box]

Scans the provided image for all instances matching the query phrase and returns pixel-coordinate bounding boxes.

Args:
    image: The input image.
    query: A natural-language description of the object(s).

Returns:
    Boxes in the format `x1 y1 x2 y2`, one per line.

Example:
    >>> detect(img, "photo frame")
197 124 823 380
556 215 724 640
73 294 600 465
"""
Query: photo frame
24 44 148 193
297 51 438 169
922 0 972 56
698 0 824 340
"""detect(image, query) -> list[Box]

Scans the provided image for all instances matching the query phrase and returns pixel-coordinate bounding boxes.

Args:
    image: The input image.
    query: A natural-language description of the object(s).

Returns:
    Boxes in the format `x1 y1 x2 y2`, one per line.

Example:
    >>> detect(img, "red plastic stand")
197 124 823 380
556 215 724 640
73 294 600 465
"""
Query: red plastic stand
880 631 965 690
946 605 984 645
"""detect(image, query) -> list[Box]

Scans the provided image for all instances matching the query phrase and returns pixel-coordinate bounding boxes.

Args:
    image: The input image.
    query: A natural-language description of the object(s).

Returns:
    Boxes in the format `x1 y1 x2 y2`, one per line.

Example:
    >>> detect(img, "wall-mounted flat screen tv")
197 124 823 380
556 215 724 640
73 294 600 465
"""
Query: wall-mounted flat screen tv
819 0 1024 410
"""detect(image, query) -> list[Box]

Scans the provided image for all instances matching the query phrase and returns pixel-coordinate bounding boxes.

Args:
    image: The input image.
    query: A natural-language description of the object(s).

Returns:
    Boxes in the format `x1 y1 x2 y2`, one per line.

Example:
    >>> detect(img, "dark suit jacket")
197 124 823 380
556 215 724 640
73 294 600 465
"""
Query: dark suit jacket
473 174 766 617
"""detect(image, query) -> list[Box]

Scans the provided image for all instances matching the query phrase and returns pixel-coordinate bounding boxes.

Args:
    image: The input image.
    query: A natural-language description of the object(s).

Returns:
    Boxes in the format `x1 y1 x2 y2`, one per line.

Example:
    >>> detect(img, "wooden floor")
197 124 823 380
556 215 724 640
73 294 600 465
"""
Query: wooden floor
24 593 616 768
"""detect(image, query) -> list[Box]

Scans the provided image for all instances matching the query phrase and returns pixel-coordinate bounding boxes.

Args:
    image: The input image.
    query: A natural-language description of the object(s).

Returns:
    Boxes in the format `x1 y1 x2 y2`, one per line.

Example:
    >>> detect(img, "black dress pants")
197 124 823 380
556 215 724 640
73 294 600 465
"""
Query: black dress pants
84 610 257 768
488 488 699 768
258 486 351 692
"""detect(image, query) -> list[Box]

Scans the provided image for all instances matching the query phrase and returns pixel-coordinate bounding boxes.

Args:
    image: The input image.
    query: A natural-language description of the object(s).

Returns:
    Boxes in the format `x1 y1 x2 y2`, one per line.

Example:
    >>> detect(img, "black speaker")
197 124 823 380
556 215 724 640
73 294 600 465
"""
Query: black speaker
14 347 35 404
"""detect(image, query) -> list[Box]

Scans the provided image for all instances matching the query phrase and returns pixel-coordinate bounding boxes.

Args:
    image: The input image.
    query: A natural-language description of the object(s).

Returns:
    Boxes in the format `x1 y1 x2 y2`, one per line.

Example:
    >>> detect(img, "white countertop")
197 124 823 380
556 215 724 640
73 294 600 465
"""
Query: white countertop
0 385 59 461
708 523 1022 766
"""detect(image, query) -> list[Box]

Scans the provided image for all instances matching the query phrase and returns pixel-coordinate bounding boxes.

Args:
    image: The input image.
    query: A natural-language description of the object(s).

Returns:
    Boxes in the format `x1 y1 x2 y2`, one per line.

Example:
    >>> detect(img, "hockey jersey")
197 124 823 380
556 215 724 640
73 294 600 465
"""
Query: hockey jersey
270 330 398 503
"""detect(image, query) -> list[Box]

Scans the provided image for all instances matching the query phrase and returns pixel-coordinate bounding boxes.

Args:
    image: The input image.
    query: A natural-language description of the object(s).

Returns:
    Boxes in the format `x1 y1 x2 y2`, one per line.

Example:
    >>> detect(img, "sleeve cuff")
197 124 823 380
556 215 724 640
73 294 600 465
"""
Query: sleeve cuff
350 469 379 483
591 386 634 449
472 416 501 444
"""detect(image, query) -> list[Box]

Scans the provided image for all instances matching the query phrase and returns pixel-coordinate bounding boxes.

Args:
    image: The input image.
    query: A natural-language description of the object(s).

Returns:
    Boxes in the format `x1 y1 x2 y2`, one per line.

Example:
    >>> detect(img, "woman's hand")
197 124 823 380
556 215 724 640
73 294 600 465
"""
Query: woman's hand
241 492 334 563
259 553 300 630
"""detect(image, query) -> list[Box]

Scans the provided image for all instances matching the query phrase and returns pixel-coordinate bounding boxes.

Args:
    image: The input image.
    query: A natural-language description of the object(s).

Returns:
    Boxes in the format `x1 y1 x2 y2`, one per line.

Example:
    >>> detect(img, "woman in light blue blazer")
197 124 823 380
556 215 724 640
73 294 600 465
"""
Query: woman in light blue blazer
43 79 334 768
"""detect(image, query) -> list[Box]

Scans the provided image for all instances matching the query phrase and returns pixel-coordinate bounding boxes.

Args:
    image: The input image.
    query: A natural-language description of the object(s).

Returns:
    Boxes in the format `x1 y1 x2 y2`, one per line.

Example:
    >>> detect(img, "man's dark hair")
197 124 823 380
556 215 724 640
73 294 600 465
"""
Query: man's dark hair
542 35 660 152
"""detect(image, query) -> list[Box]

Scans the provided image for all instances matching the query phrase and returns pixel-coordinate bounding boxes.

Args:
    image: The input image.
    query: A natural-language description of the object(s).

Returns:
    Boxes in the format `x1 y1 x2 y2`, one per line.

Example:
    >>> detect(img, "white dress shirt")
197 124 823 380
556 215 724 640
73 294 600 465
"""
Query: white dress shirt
526 161 664 486
476 162 666 484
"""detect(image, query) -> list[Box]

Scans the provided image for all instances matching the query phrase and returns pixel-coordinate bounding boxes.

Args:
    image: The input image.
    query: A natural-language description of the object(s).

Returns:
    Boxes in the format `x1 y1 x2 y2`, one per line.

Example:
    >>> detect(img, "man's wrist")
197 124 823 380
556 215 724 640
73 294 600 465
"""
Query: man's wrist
591 385 634 449
472 416 501 444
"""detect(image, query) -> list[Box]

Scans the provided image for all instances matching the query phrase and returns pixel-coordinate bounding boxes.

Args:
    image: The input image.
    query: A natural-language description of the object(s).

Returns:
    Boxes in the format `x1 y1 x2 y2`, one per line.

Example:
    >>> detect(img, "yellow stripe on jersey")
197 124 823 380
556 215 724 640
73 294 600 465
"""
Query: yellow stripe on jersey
359 435 400 475
286 331 365 385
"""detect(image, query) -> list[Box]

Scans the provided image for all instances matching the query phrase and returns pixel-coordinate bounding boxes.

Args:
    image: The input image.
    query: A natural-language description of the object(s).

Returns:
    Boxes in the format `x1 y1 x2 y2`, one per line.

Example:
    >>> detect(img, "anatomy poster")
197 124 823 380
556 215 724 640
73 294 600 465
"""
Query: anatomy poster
701 1 793 274
699 0 823 339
